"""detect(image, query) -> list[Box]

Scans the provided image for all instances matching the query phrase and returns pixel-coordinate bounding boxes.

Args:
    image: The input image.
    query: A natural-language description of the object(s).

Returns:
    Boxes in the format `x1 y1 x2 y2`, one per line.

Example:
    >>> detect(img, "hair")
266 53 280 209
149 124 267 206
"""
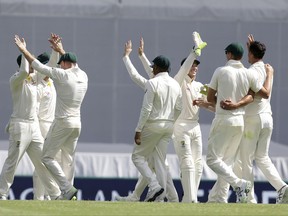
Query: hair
232 55 242 60
16 54 21 67
157 65 170 73
180 58 186 66
180 58 200 66
228 51 243 60
249 41 266 59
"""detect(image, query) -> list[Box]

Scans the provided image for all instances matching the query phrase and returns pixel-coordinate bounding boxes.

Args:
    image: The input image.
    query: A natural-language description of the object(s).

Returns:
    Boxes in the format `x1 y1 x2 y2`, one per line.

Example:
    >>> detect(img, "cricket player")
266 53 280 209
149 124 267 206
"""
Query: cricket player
124 49 182 201
33 51 57 200
0 50 61 200
116 38 179 202
206 42 271 203
14 34 88 200
172 33 213 203
221 35 288 204
138 33 211 203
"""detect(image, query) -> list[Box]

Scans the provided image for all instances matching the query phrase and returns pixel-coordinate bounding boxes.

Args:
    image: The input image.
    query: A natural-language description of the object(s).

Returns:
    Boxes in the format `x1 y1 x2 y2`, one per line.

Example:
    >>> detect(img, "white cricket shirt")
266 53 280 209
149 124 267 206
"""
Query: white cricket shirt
245 61 272 116
10 55 37 120
209 60 262 117
174 50 203 122
37 79 56 122
32 60 88 120
135 72 182 132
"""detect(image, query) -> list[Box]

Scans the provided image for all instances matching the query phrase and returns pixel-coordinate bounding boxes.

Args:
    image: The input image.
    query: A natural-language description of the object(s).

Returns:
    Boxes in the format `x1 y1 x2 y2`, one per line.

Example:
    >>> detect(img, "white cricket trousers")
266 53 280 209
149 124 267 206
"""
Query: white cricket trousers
33 120 69 200
132 121 173 192
206 118 244 189
241 114 287 192
41 118 80 193
131 149 179 202
0 119 60 199
173 120 203 203
207 154 257 203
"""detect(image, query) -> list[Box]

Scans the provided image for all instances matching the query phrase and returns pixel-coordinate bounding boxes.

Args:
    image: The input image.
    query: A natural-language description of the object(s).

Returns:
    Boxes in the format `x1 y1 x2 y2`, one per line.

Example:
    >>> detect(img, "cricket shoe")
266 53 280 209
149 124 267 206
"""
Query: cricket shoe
57 186 78 200
235 180 252 203
144 186 165 202
192 31 207 56
44 195 51 200
115 194 139 202
0 195 7 200
276 185 288 204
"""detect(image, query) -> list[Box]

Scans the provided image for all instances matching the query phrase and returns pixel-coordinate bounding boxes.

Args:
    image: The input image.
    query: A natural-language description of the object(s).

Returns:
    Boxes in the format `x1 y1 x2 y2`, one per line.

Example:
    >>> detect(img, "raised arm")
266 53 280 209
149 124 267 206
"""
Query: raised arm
138 37 153 79
10 54 29 88
48 33 65 56
46 33 64 67
122 40 148 90
15 35 63 80
246 34 254 49
14 35 36 65
174 49 197 85
174 32 206 85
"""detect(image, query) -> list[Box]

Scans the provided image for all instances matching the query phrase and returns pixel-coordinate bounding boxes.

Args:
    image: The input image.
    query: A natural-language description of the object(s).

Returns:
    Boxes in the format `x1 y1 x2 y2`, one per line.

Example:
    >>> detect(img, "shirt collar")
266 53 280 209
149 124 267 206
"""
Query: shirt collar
185 75 193 83
155 72 169 77
226 59 245 69
251 60 264 67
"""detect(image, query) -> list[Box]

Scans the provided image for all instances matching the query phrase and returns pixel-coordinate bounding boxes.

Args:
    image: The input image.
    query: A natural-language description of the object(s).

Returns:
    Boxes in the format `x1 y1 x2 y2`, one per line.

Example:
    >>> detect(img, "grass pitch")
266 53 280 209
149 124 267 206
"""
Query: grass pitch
0 201 288 216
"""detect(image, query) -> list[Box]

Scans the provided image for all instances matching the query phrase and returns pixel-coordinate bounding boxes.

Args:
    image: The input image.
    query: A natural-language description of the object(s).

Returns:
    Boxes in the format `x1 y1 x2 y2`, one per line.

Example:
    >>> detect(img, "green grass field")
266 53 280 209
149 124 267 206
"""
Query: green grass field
0 201 288 216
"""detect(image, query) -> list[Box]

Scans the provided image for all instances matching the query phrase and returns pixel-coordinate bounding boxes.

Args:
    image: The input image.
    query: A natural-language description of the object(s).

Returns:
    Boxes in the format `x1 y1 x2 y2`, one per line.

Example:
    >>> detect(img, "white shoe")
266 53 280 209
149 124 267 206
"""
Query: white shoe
235 180 252 203
57 186 78 200
44 195 51 200
144 187 165 202
115 194 139 202
192 31 207 56
0 195 7 200
277 185 288 204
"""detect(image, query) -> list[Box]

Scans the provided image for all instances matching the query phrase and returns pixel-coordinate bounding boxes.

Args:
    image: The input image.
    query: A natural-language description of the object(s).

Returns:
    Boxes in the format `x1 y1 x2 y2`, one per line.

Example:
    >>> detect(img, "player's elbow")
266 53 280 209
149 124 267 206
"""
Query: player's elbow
262 93 270 99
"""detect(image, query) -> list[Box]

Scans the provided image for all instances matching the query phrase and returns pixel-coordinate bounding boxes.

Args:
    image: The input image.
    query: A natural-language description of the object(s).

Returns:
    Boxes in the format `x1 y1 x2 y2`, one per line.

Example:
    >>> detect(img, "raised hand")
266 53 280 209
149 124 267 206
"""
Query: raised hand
14 35 26 52
48 33 65 55
138 37 144 56
14 35 35 64
124 40 132 57
246 34 255 48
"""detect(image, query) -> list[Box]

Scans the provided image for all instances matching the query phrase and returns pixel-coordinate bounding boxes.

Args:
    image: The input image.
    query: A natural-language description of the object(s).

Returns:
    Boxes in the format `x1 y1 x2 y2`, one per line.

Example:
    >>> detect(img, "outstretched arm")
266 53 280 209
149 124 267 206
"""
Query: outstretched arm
48 33 65 55
193 98 215 112
15 35 61 79
123 40 147 89
46 33 64 68
138 37 153 79
246 34 254 49
14 35 36 64
174 33 200 85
